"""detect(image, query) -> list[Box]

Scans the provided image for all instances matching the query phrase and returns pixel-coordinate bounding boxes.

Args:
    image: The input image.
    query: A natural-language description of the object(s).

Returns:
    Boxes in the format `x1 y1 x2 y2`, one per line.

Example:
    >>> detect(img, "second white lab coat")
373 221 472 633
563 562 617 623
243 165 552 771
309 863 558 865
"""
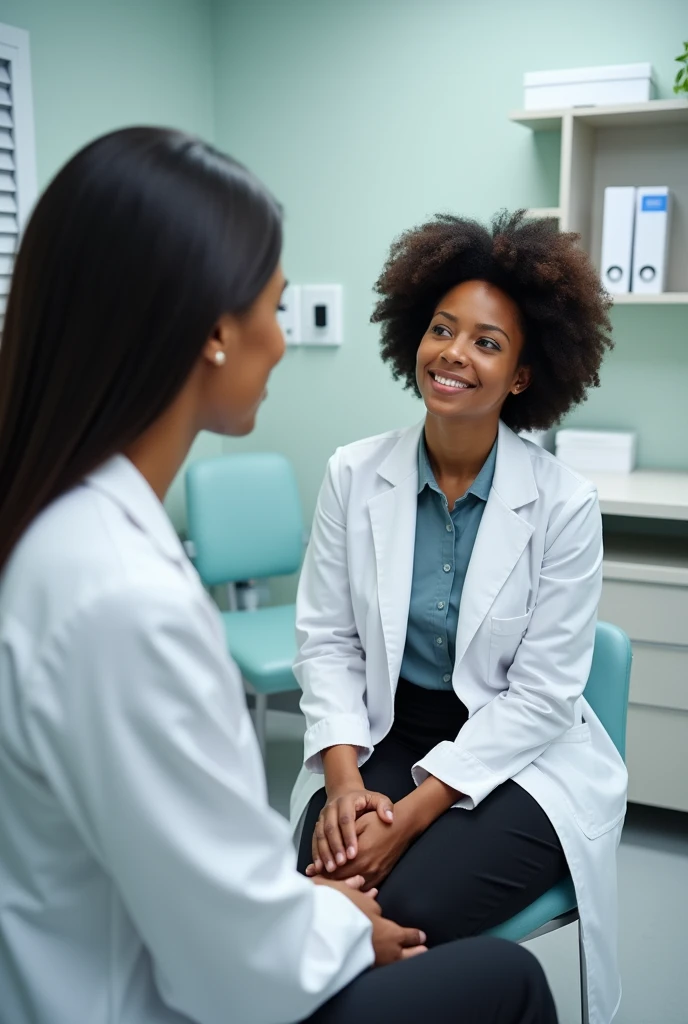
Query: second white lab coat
291 419 628 1024
0 455 373 1024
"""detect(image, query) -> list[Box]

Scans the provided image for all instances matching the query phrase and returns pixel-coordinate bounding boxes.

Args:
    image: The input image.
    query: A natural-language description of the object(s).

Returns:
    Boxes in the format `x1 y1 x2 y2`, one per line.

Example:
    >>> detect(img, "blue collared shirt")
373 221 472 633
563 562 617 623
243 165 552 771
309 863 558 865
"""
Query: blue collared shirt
399 433 498 690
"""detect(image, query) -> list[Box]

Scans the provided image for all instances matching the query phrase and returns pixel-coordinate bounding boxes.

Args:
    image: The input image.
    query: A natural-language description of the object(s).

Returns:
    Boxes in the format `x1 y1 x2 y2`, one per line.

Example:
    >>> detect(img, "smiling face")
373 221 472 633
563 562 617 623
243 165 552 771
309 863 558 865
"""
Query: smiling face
415 279 531 426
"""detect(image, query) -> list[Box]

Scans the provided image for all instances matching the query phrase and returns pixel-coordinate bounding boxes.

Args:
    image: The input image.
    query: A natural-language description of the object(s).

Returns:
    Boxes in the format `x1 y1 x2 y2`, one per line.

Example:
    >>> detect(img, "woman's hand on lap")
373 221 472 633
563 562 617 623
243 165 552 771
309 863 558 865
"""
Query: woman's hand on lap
308 786 395 875
308 804 414 890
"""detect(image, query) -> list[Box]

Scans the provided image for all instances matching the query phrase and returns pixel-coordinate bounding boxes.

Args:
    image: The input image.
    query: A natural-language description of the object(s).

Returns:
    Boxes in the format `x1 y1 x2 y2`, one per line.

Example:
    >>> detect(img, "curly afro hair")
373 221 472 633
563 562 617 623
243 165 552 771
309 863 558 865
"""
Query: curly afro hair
371 210 613 432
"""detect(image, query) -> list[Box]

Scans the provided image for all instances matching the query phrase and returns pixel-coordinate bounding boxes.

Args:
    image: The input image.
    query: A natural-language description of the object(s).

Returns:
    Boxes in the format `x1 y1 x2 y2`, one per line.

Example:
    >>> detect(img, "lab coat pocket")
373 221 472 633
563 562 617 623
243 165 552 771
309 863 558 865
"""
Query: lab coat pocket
489 609 534 680
550 722 591 743
490 609 534 636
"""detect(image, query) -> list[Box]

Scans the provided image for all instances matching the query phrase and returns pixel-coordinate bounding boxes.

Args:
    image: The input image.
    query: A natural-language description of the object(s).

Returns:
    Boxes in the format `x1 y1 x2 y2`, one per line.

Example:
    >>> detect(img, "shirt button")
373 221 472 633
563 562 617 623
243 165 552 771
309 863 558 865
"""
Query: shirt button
443 563 451 572
445 523 453 532
436 637 443 645
437 601 445 610
443 673 451 683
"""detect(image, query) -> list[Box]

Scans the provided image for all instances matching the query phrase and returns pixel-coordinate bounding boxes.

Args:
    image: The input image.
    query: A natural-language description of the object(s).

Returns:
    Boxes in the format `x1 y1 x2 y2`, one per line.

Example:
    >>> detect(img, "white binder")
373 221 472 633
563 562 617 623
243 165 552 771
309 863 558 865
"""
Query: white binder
600 186 636 294
631 187 671 294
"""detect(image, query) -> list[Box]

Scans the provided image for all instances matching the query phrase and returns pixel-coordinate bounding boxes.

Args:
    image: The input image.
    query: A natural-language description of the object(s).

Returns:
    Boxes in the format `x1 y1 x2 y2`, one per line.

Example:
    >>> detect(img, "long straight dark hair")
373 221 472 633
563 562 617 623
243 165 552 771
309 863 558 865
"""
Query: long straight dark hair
0 127 282 572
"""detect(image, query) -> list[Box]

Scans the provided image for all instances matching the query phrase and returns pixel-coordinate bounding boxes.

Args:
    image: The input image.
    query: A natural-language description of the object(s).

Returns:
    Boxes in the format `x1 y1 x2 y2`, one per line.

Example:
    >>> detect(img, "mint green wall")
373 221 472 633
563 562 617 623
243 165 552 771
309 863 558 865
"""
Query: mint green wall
212 0 688 529
3 0 686 533
0 0 222 528
0 0 216 190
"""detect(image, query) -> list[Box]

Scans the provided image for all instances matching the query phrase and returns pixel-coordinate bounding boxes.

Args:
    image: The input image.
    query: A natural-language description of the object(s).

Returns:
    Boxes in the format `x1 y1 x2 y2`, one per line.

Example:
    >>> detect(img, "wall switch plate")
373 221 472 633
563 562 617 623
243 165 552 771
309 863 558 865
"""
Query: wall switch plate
277 284 302 345
300 284 342 345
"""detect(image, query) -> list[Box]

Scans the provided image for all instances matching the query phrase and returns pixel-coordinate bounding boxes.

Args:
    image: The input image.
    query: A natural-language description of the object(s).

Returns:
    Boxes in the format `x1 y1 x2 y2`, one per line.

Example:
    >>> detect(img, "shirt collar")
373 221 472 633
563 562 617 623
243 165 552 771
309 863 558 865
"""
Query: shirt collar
418 432 498 503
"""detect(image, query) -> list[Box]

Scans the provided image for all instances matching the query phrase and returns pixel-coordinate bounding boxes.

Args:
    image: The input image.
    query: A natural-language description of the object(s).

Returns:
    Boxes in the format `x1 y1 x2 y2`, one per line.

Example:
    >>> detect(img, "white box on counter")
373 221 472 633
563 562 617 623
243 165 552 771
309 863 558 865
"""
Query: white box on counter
555 429 637 474
523 63 654 111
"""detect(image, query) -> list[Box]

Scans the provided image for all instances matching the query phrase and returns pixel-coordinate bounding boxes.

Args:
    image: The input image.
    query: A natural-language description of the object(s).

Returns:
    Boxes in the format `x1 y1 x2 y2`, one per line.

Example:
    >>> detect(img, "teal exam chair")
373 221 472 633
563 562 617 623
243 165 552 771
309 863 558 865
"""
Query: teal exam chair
485 620 632 1024
185 453 304 760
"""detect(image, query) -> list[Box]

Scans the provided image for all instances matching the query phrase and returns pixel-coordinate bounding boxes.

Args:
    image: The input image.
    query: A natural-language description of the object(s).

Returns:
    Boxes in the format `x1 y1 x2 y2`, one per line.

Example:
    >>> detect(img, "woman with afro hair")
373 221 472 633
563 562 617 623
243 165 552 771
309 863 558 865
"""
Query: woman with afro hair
292 211 628 1023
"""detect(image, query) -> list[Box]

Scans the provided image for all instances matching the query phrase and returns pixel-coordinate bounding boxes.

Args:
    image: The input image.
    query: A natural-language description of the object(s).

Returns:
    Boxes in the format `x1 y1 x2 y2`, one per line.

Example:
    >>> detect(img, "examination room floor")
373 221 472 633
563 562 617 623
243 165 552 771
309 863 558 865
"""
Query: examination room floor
262 711 688 1024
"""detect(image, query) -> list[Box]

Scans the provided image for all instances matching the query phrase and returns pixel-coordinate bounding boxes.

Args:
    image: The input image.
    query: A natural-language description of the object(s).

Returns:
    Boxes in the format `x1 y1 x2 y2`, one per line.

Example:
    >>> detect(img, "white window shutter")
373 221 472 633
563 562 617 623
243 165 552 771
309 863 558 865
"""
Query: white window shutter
0 24 37 334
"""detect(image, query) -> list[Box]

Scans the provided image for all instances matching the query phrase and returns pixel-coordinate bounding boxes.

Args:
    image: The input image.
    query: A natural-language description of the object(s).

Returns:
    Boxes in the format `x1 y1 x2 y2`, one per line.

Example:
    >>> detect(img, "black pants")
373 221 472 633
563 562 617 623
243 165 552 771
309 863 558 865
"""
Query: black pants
303 935 558 1023
298 679 567 943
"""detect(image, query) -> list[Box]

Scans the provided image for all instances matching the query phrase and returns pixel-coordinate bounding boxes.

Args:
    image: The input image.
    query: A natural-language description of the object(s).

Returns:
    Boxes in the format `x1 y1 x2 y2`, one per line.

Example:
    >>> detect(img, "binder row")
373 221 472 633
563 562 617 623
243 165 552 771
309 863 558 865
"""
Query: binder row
600 186 671 295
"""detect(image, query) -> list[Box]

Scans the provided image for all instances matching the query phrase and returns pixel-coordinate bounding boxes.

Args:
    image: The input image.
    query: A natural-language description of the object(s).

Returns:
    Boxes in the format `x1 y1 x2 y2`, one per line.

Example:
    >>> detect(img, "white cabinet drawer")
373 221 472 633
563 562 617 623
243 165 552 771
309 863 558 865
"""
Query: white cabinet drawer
599 579 688 646
626 705 688 813
630 644 688 712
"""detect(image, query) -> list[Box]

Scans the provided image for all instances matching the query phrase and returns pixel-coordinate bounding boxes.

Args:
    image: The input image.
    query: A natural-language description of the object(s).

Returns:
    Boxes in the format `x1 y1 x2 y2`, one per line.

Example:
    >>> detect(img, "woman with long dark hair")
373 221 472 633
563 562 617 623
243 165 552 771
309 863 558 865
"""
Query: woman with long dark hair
0 128 557 1024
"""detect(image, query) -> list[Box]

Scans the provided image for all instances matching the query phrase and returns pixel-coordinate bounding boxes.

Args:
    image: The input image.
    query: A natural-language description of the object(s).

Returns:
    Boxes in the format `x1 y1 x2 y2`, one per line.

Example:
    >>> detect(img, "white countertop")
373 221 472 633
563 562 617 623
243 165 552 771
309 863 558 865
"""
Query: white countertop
586 470 688 521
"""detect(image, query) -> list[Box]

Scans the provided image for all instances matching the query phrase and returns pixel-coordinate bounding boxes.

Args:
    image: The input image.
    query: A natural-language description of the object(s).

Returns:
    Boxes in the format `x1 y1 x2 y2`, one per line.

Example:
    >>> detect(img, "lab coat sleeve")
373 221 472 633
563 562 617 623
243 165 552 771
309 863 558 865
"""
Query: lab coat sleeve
412 483 603 809
295 451 372 772
26 585 373 1024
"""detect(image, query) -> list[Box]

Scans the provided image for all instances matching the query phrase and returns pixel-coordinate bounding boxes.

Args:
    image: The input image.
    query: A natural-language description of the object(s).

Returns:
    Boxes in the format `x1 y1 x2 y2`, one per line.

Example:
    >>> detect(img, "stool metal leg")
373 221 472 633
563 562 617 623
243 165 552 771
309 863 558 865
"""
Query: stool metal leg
254 691 268 764
579 921 590 1024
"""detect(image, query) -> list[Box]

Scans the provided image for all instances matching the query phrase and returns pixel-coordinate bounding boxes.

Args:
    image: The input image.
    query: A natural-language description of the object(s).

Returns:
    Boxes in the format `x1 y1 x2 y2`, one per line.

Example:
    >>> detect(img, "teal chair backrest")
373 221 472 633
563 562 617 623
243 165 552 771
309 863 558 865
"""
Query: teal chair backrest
186 453 304 586
583 621 632 760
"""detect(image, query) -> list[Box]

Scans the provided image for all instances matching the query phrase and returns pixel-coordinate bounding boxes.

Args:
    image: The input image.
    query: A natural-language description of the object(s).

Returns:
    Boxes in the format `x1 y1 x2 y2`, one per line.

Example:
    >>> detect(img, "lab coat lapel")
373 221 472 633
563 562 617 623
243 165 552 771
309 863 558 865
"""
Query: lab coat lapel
85 455 188 566
454 423 538 668
368 423 423 692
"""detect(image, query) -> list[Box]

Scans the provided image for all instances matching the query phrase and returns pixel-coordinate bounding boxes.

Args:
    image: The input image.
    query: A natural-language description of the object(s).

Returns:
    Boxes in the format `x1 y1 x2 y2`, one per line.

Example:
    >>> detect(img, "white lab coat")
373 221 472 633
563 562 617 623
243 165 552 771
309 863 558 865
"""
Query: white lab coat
291 420 628 1024
0 455 373 1024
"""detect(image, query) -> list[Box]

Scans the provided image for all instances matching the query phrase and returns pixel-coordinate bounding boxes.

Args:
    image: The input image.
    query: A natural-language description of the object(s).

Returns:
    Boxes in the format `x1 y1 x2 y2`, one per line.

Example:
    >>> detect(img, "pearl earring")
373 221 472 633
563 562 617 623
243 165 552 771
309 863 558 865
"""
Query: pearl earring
214 351 226 366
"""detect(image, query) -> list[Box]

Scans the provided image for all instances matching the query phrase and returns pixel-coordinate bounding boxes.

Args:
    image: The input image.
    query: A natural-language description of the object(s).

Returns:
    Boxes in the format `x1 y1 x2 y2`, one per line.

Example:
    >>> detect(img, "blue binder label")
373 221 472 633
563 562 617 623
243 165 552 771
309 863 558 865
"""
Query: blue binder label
641 195 667 212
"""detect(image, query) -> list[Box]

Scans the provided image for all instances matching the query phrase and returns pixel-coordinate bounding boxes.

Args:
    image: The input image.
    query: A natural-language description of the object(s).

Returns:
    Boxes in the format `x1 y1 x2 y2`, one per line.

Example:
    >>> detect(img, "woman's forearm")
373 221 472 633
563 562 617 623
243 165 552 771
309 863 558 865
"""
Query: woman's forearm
321 745 364 795
394 775 461 840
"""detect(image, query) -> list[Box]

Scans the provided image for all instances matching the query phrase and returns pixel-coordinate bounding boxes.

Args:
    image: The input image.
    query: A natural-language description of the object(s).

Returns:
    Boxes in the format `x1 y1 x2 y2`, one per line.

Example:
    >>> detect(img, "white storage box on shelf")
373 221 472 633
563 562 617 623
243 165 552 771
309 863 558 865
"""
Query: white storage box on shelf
555 429 637 474
523 63 654 111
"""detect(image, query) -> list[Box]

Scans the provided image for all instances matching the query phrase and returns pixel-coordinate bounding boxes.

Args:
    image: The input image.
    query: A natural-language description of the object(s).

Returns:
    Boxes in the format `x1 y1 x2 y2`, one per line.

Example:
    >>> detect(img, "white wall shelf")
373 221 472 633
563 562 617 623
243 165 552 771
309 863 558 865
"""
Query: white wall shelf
511 99 688 299
511 98 688 131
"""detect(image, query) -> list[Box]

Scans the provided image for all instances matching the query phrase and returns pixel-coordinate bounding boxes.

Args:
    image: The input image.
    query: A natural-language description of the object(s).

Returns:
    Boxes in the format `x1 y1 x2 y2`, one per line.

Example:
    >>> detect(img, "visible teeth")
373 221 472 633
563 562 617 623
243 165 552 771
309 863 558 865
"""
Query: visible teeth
434 374 470 389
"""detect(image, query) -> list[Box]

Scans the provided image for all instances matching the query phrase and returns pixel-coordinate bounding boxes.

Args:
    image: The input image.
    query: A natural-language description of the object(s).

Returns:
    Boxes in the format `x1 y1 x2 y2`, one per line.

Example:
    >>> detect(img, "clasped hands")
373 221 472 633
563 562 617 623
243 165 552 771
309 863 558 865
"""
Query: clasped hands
305 784 416 890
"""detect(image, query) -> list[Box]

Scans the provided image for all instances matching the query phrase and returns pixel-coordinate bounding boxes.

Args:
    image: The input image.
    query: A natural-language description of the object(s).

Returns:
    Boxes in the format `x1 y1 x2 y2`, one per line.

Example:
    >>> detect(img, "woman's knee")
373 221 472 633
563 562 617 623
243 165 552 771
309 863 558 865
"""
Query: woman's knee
377 884 457 942
377 875 488 942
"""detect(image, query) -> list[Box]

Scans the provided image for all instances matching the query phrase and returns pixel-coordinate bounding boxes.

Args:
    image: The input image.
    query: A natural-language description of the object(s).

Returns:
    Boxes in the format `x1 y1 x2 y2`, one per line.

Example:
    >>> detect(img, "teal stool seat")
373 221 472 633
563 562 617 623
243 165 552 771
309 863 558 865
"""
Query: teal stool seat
485 877 577 943
485 621 632 1024
185 452 304 759
222 605 298 696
